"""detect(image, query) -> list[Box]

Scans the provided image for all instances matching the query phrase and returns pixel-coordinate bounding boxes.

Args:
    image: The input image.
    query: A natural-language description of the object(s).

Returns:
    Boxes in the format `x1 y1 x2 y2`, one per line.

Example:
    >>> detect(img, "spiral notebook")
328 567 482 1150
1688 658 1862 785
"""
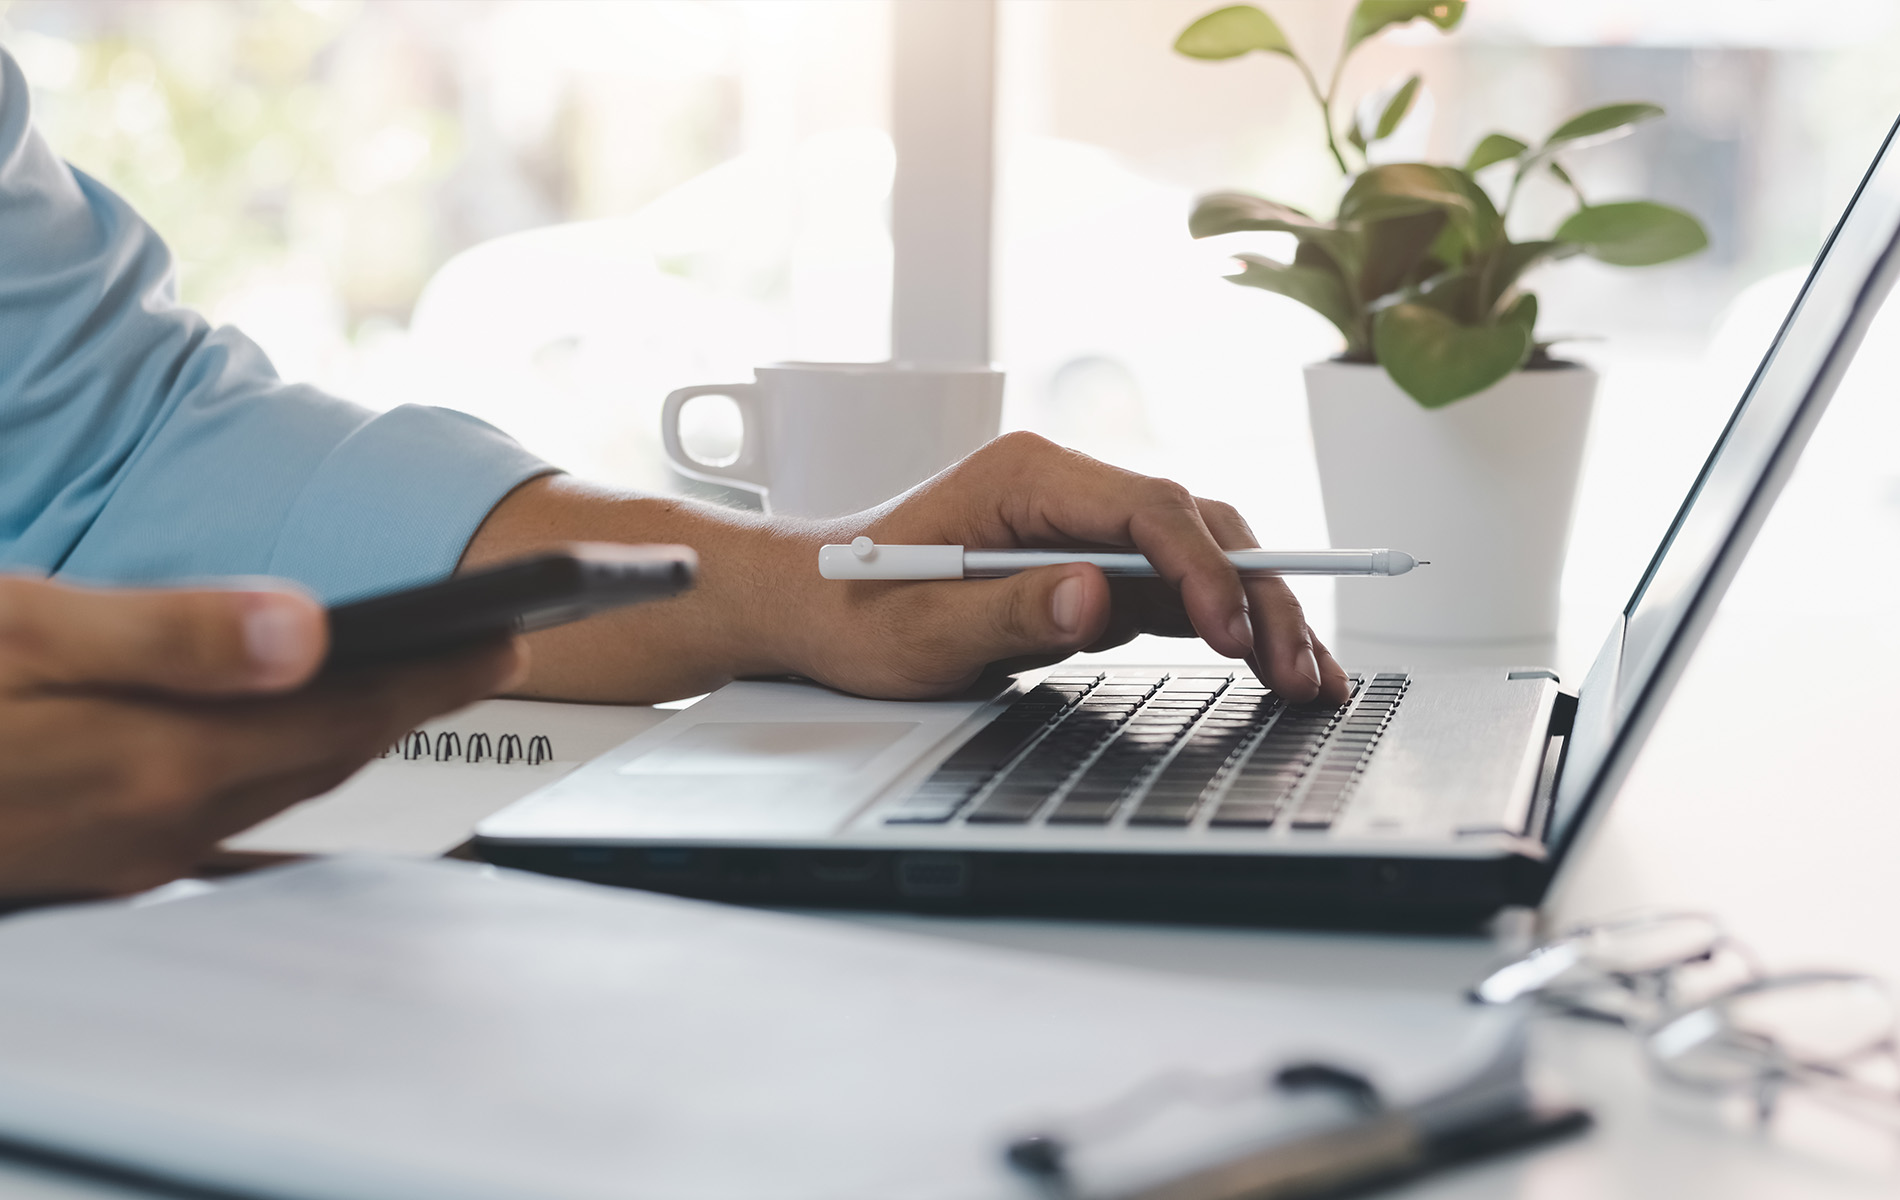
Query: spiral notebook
222 699 668 857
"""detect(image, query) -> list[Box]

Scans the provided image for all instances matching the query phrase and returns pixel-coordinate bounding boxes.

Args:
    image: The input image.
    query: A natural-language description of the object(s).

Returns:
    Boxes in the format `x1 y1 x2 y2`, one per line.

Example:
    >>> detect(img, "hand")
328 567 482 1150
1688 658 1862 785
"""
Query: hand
0 576 524 899
787 433 1351 702
463 435 1349 705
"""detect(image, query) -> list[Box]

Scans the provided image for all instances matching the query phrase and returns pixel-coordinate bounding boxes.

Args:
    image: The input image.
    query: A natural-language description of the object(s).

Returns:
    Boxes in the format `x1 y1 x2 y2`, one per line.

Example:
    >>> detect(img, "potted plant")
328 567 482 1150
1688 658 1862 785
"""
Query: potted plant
1175 1 1709 667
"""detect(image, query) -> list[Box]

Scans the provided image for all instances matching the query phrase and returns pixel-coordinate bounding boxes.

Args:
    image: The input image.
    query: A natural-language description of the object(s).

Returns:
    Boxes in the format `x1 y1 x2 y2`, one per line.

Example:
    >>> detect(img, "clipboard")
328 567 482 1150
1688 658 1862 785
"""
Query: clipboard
0 858 1584 1200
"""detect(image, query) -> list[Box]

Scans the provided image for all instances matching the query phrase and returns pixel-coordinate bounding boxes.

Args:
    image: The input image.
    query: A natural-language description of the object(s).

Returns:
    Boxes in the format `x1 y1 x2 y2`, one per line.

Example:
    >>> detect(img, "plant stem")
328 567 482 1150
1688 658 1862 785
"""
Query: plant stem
1552 158 1589 207
1503 163 1528 221
1292 55 1349 175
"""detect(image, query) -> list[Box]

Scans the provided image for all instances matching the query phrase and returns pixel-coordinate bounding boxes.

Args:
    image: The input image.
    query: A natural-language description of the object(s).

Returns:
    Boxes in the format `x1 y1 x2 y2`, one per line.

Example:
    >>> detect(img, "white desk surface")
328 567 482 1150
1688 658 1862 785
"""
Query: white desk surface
6 599 1896 1199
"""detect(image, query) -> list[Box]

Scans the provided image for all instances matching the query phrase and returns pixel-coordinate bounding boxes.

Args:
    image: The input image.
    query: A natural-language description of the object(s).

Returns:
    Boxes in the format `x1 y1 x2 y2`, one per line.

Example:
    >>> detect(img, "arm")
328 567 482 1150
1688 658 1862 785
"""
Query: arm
464 434 1351 707
0 48 553 603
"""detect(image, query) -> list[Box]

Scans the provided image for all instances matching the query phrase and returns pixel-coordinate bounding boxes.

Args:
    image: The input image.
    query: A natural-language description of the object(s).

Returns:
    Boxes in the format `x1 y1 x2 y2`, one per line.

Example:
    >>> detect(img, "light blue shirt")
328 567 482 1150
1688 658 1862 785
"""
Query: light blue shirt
0 47 556 603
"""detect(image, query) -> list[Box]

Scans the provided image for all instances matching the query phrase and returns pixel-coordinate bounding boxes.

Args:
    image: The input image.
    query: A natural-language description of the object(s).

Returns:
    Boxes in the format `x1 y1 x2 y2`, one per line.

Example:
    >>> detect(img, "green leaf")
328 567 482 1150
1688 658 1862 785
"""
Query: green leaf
1486 239 1579 298
1555 201 1709 266
1188 191 1320 238
1355 74 1421 147
1544 102 1664 150
1499 290 1538 339
1185 189 1368 279
1338 163 1470 225
1411 269 1484 324
1227 253 1365 353
1413 166 1503 269
1175 5 1294 60
1373 302 1531 408
1465 132 1528 173
1293 236 1350 280
1439 166 1503 243
1410 240 1573 326
1357 207 1447 301
1375 75 1422 140
1188 191 1363 278
1346 0 1466 49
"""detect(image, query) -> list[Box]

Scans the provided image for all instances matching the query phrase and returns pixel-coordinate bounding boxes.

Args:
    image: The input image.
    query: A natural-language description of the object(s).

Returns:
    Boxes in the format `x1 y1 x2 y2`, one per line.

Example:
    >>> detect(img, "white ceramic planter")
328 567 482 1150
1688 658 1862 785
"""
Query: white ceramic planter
1305 360 1597 670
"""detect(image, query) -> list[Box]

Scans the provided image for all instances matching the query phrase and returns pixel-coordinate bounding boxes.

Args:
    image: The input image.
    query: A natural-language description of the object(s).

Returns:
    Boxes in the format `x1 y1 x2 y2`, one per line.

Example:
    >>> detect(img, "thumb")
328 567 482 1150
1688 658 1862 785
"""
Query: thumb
916 564 1110 667
0 576 326 695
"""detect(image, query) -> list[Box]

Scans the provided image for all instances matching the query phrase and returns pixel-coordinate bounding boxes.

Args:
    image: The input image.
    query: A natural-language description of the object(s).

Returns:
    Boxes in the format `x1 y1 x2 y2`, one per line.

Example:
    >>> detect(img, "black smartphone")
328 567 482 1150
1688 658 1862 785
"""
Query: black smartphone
324 543 697 670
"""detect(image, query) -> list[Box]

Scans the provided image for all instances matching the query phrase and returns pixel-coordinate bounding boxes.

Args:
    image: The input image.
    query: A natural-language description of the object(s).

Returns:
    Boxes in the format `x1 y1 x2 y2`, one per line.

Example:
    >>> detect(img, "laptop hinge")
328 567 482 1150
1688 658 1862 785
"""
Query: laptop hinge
1523 690 1577 840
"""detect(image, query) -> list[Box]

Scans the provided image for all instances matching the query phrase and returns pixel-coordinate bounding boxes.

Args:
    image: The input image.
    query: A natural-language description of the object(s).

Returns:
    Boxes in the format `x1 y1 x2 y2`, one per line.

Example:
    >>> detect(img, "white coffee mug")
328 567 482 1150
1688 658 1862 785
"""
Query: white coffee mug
661 361 1005 517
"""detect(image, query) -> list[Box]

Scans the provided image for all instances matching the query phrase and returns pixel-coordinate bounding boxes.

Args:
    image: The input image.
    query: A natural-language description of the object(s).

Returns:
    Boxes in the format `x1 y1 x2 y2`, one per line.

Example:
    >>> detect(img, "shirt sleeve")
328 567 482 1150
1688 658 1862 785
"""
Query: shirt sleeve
0 48 558 604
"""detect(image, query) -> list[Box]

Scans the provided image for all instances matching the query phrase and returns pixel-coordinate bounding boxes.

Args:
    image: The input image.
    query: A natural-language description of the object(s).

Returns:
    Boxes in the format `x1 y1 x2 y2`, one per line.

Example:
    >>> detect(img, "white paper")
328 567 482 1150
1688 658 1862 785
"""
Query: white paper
0 858 1523 1200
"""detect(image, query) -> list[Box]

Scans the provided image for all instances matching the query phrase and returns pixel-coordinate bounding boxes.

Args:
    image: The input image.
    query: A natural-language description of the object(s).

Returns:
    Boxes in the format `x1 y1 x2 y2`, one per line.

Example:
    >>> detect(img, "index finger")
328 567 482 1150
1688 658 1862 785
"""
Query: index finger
973 439 1255 659
1194 497 1351 705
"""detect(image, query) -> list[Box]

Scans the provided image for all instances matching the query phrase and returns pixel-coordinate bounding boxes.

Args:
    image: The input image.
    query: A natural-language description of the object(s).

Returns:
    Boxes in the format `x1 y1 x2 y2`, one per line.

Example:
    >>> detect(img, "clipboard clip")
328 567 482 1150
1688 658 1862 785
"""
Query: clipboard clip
1002 1056 1588 1200
1004 1058 1385 1184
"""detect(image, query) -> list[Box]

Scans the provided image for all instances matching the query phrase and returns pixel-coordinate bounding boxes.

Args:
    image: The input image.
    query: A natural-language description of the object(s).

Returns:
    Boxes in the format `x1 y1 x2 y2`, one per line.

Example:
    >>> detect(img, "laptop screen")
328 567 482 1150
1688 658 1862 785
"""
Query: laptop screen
1549 116 1900 857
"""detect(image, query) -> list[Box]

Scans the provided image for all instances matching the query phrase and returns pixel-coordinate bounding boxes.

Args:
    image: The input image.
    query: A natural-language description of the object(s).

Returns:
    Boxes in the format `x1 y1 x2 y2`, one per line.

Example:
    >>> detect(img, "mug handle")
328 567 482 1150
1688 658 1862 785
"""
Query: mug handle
661 383 768 493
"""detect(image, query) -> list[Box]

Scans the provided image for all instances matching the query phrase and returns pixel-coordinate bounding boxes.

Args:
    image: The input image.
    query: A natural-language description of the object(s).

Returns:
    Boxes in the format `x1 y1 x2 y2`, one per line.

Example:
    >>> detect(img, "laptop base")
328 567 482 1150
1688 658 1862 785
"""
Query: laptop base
475 841 1548 932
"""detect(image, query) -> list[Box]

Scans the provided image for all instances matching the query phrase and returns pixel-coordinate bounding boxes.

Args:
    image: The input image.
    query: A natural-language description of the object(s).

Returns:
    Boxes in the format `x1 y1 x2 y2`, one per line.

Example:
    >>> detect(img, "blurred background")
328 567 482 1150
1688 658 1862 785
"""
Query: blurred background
4 0 1900 678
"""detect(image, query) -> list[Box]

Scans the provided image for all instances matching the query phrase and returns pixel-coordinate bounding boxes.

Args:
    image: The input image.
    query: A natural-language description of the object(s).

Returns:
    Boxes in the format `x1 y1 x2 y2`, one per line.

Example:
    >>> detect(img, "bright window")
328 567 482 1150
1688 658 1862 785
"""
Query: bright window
2 0 894 492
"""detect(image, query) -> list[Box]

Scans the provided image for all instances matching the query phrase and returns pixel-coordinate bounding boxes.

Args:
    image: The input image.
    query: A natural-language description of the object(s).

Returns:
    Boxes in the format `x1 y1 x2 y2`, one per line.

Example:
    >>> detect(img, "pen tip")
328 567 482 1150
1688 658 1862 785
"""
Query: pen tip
1417 560 1431 566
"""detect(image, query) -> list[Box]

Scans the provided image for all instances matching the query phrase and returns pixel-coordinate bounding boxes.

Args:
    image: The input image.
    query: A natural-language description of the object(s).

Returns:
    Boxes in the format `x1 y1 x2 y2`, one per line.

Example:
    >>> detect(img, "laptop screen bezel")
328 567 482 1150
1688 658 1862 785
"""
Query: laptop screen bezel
1543 113 1900 880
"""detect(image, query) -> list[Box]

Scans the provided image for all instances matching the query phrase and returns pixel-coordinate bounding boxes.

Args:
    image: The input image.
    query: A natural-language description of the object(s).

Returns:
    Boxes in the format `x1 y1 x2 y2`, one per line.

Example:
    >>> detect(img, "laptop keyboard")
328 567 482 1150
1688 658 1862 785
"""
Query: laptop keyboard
882 670 1410 831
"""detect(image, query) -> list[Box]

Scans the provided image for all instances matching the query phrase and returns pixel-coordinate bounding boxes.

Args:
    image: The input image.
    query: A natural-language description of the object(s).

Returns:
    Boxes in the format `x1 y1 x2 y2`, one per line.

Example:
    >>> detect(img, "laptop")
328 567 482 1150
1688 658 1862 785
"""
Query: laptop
477 118 1900 929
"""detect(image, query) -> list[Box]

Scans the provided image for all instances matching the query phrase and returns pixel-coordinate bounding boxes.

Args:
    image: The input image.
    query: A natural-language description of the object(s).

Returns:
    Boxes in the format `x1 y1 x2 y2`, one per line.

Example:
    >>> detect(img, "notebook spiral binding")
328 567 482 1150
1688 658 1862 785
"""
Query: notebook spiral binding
380 730 554 766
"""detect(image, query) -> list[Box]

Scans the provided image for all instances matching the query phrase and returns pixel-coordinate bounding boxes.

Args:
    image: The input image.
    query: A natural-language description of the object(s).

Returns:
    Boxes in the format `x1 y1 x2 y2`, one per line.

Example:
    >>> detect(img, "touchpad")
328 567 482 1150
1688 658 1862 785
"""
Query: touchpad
619 722 919 777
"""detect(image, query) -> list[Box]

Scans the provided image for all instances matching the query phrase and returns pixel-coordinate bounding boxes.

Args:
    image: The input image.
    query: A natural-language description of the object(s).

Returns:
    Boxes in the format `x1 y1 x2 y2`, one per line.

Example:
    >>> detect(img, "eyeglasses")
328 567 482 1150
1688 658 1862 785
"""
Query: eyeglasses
1470 912 1900 1129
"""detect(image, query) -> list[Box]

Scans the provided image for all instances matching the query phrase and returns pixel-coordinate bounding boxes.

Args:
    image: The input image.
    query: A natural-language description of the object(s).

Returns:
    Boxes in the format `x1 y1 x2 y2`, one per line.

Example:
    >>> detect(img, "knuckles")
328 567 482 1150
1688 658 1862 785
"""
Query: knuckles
1143 477 1198 511
981 429 1059 463
1196 497 1249 536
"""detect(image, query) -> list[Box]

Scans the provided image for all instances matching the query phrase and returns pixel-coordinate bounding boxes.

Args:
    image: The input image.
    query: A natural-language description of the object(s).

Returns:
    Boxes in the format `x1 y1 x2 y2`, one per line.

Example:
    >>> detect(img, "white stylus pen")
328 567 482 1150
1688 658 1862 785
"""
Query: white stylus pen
818 537 1426 580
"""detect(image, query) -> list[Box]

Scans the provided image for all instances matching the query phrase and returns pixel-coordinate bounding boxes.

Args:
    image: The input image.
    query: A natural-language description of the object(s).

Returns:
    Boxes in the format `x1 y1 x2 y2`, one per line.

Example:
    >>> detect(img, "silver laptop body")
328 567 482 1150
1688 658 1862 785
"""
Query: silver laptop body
478 117 1900 929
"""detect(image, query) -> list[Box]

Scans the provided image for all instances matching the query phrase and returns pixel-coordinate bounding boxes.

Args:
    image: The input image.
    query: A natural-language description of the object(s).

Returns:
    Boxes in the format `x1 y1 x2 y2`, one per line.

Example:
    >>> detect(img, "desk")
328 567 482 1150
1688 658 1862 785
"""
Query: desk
3 605 1896 1198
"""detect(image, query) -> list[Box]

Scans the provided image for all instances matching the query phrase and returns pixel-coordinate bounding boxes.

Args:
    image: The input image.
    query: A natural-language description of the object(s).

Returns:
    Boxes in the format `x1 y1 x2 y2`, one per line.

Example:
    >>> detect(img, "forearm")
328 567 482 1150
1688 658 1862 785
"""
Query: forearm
461 435 1350 708
461 476 832 703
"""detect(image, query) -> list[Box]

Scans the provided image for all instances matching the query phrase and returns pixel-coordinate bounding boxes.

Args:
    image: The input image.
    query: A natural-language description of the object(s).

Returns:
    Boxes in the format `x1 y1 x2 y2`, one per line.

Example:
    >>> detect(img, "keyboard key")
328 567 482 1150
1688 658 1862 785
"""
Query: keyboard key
1210 803 1281 827
1127 806 1196 826
967 792 1049 822
1046 800 1120 824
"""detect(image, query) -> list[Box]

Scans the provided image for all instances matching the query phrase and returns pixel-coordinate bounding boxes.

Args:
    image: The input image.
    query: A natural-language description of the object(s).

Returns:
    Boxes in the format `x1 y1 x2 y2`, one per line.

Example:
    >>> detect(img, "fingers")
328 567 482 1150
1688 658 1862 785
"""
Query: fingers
842 431 1353 702
930 435 1253 659
1310 630 1352 705
851 565 1110 696
0 638 523 898
1194 497 1349 706
0 576 325 695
